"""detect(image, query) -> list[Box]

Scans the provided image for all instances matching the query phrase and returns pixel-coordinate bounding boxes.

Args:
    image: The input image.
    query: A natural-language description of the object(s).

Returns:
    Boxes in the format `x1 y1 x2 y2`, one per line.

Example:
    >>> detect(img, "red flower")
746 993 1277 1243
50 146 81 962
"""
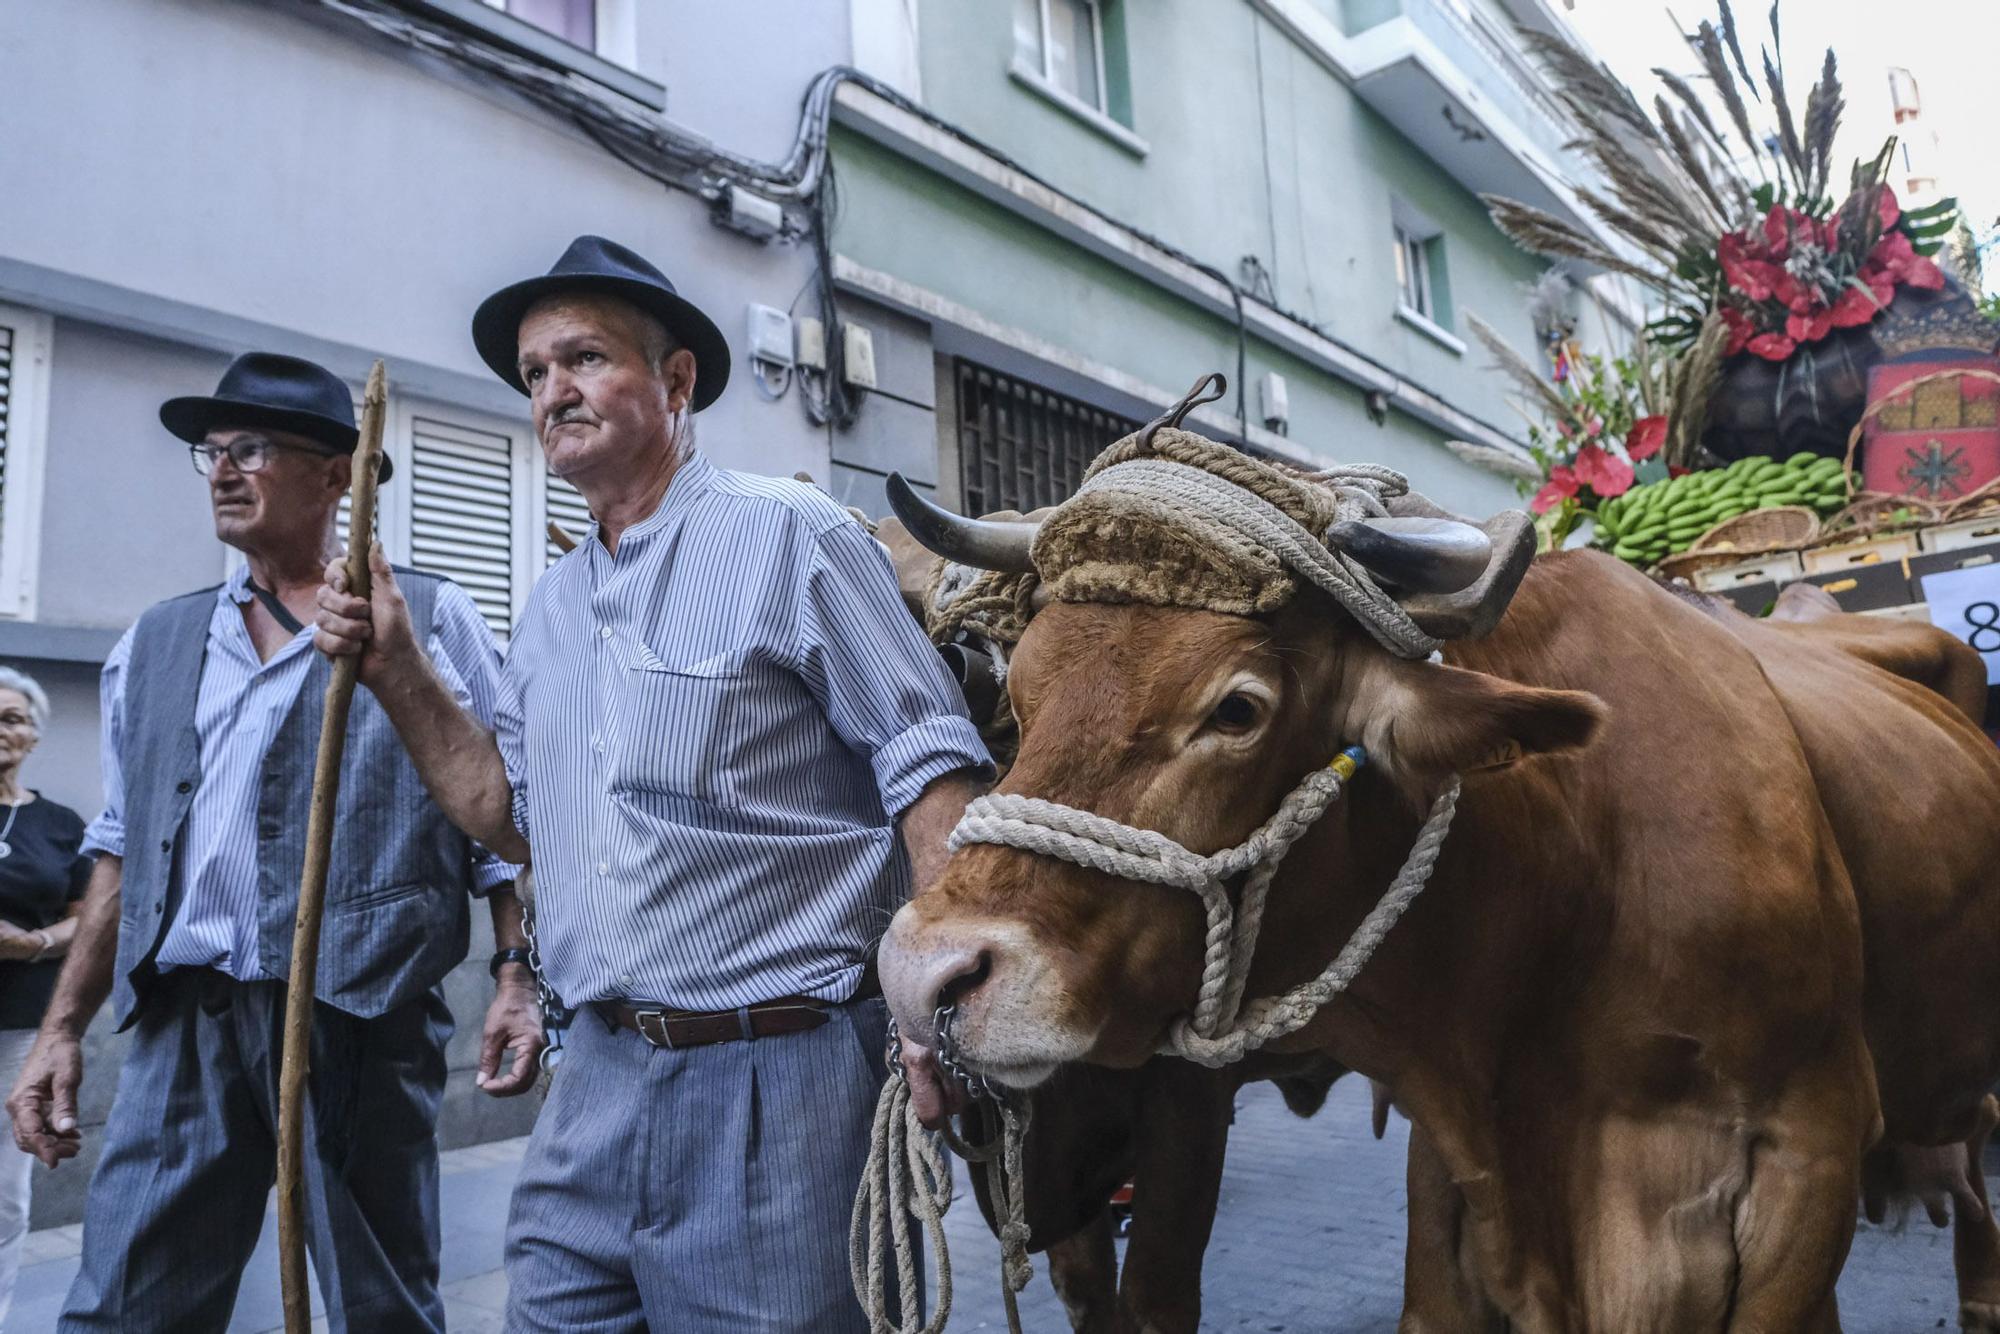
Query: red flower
1626 415 1668 461
1721 306 1755 357
1903 254 1945 290
1571 443 1634 497
1531 465 1578 514
1827 284 1883 328
1747 331 1798 361
1719 233 1784 303
1786 308 1834 343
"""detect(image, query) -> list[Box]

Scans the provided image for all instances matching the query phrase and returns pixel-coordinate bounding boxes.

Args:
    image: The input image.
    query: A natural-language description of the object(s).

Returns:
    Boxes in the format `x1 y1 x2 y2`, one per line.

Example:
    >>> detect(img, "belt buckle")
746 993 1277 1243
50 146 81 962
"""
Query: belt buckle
634 1009 675 1049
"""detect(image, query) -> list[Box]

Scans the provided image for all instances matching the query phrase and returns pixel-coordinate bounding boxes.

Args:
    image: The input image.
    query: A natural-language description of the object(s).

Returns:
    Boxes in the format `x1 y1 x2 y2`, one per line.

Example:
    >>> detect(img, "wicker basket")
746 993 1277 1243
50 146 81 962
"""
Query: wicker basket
1814 491 1943 544
1654 506 1821 582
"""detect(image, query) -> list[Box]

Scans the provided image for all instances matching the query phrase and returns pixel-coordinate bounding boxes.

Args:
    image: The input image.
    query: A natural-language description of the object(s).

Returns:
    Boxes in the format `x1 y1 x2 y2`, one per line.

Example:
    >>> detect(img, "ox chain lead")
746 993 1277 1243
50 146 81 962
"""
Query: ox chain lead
520 891 573 1080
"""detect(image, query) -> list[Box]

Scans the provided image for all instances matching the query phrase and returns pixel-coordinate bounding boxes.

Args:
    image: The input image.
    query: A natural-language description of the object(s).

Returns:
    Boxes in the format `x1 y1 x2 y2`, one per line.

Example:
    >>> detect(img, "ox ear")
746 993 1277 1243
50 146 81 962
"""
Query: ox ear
1384 662 1605 780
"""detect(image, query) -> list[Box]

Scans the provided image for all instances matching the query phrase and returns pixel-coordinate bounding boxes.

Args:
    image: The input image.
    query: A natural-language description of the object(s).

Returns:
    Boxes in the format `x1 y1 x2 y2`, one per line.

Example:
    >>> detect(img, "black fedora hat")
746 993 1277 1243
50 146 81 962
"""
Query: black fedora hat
471 235 731 411
159 351 393 482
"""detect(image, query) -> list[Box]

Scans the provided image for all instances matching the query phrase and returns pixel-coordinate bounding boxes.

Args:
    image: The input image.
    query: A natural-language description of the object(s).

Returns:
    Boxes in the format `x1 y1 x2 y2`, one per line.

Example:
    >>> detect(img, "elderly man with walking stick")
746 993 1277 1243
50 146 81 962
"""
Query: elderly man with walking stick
314 235 992 1330
4 352 542 1333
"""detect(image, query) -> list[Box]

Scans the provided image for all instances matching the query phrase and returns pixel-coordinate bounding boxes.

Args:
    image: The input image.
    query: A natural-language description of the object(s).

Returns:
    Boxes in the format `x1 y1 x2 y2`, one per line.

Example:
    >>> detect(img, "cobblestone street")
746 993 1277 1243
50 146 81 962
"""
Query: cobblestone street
4 1076 1980 1331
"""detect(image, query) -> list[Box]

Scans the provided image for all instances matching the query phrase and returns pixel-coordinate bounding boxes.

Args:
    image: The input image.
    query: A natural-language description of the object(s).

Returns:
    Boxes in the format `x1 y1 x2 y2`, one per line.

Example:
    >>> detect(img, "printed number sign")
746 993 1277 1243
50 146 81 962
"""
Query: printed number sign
1922 564 2000 685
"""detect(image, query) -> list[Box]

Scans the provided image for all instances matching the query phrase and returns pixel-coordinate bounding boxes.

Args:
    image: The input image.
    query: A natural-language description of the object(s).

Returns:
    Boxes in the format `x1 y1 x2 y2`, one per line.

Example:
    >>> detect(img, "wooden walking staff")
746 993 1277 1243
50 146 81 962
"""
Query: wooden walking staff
276 360 388 1333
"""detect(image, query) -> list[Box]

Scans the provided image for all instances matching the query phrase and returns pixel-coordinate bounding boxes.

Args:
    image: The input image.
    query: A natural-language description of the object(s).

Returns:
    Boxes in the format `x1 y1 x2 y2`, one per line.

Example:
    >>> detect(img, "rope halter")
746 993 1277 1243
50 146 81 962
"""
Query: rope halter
951 748 1460 1069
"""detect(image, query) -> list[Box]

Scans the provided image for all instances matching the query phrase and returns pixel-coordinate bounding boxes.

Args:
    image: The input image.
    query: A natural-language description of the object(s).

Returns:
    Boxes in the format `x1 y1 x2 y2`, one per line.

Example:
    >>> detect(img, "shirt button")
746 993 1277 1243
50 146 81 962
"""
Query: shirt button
596 861 609 876
598 625 613 640
175 781 192 794
619 973 634 988
160 839 172 853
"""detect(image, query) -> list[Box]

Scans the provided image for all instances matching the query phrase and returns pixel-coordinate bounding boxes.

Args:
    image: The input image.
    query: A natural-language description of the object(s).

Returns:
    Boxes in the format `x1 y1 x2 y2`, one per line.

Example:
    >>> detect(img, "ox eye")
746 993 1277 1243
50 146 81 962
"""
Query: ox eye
1209 692 1261 731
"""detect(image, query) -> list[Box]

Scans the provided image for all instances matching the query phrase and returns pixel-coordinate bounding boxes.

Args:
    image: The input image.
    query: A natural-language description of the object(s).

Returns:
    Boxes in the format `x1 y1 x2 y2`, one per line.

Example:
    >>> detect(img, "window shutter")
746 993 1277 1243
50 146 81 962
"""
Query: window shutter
545 472 592 563
408 415 516 636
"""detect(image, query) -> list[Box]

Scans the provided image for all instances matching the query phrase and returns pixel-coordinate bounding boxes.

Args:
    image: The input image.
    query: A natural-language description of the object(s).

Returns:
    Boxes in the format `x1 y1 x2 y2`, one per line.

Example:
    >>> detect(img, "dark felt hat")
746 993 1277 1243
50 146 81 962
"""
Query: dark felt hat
159 351 392 481
470 235 730 410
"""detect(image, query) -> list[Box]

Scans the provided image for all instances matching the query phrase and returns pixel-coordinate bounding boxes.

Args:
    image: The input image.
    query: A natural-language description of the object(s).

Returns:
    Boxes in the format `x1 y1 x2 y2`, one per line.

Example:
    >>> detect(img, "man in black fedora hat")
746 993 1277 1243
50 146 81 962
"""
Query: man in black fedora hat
8 351 544 1332
316 235 991 1329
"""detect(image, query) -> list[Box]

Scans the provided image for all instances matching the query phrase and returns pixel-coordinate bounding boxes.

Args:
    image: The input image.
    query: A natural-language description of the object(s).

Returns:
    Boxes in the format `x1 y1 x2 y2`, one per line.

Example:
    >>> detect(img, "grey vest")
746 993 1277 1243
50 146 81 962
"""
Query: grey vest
112 570 479 1028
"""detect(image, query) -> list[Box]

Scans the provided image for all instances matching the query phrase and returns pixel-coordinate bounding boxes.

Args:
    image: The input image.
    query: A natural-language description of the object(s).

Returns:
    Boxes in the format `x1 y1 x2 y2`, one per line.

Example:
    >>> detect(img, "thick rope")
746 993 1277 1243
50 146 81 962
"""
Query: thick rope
952 762 1461 1068
850 1074 954 1334
1070 458 1441 658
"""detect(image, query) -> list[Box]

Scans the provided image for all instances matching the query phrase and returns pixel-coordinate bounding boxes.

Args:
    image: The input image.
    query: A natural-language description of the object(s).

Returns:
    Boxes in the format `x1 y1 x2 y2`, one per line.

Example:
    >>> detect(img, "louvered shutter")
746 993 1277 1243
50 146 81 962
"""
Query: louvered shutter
545 472 592 563
408 416 516 636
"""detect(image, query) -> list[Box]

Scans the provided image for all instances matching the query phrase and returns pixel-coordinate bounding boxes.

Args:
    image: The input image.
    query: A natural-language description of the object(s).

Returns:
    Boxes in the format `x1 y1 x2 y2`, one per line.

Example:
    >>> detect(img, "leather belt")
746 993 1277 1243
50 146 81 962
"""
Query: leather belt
597 966 880 1051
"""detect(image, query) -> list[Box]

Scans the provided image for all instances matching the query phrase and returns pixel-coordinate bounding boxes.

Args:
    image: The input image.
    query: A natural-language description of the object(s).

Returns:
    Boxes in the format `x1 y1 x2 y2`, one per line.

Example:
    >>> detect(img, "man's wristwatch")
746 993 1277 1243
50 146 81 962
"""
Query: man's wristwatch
489 947 533 980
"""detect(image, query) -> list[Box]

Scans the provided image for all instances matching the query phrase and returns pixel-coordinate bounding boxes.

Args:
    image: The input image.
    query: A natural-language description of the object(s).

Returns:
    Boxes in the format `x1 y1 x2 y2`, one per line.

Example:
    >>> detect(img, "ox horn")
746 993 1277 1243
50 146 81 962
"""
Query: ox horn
885 472 1039 573
1327 516 1493 595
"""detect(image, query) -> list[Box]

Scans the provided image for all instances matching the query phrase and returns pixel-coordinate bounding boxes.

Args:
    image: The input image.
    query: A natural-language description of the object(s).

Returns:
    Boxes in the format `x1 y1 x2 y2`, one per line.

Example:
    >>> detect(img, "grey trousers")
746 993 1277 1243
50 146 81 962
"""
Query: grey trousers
59 968 452 1333
504 993 891 1333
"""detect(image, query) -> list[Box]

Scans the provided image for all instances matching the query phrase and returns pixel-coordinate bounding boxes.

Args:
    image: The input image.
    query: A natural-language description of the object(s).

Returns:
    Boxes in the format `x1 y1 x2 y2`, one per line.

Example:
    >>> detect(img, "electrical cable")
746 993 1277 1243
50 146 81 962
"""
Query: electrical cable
303 0 1525 454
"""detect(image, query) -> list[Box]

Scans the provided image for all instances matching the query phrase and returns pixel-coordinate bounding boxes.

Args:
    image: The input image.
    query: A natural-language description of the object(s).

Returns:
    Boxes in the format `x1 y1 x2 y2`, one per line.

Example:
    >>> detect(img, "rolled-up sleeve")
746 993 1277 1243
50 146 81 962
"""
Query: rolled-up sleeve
796 520 993 818
80 627 135 860
429 581 524 893
495 654 531 845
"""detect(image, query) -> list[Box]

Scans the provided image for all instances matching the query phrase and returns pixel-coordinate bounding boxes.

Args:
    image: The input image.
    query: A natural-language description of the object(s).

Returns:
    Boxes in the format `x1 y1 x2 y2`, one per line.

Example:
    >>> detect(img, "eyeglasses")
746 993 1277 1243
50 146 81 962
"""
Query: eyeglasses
189 437 337 476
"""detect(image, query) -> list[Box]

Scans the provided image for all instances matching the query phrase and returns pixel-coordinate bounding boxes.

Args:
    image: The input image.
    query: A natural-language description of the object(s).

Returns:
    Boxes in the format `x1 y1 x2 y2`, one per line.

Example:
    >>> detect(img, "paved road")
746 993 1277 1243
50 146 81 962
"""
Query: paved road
5 1077 1977 1331
944 1077 1974 1332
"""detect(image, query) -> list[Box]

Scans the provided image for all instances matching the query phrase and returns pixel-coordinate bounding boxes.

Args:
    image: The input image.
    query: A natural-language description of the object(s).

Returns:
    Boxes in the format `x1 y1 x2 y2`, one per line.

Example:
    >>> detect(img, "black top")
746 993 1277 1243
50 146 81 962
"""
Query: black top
0 794 89 1030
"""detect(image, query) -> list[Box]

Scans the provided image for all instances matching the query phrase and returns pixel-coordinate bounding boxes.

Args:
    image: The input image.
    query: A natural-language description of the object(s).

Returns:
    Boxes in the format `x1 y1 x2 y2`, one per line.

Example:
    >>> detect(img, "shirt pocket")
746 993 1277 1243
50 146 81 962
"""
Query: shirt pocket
610 648 754 810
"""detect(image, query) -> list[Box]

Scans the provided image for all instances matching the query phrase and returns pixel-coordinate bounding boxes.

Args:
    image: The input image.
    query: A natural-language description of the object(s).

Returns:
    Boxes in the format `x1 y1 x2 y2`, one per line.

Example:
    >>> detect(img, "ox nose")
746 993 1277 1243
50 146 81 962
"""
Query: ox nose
880 927 1002 1043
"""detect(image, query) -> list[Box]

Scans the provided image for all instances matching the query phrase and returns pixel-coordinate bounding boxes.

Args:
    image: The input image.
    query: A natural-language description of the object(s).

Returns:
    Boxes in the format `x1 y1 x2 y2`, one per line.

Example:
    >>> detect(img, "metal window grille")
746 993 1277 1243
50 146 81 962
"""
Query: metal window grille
546 472 593 563
955 360 1139 516
409 415 516 636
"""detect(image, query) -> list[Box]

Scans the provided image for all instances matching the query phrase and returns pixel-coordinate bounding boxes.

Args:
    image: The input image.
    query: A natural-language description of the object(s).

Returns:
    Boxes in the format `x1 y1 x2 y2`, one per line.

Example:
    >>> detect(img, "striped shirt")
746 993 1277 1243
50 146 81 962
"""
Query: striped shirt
496 451 991 1012
84 567 515 979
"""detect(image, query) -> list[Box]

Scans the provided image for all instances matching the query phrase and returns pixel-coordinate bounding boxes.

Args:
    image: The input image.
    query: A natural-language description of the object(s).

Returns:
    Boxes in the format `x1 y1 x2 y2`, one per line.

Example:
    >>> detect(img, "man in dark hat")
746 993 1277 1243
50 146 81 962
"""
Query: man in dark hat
314 236 991 1330
5 352 543 1333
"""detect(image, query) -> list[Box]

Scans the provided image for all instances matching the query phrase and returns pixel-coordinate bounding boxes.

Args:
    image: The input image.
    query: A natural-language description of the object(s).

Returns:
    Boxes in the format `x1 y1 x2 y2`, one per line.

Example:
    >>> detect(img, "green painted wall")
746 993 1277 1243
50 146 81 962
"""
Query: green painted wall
833 128 1514 516
831 0 1568 515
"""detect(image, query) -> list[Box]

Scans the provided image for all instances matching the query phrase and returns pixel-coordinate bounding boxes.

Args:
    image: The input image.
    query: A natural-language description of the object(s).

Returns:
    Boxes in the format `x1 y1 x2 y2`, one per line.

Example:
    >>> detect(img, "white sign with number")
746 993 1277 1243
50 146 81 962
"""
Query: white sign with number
1922 564 2000 685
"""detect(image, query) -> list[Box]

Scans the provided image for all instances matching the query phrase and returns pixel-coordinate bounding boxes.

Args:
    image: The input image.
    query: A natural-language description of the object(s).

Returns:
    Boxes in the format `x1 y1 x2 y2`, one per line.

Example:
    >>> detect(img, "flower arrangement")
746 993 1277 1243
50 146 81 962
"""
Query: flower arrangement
1482 2 1958 361
1717 186 1947 361
1469 313 1677 547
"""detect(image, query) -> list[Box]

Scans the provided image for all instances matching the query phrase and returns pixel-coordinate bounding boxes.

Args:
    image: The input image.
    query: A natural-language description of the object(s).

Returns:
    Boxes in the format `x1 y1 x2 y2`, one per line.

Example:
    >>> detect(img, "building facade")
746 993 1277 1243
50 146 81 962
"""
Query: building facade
0 0 1620 1224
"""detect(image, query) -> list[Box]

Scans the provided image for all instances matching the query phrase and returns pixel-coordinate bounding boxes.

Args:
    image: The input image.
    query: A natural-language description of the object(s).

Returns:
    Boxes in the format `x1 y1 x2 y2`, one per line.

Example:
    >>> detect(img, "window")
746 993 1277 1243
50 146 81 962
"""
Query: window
1391 202 1457 345
1394 225 1433 319
0 305 53 620
407 415 522 637
490 0 592 49
458 0 646 90
1015 0 1105 113
956 360 1139 516
544 472 592 564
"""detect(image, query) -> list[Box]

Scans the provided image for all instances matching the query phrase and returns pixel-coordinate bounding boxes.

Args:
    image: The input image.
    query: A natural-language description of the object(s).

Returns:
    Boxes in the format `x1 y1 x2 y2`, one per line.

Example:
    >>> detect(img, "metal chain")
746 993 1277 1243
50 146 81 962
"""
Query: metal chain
519 887 573 1079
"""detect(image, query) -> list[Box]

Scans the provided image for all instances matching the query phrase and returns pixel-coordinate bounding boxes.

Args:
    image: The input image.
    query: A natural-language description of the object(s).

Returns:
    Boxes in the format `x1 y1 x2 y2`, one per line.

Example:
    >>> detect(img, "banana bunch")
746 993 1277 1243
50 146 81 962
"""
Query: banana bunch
1594 453 1853 568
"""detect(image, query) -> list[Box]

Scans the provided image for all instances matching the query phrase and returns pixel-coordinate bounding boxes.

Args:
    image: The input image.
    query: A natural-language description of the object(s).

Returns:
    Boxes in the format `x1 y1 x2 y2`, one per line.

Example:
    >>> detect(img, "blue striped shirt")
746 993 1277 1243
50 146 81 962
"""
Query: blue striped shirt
495 451 991 1012
83 567 516 979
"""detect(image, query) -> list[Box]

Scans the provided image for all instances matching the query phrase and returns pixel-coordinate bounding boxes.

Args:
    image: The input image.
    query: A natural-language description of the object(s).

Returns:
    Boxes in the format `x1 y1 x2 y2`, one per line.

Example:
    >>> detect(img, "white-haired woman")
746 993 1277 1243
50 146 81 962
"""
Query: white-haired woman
0 666 86 1321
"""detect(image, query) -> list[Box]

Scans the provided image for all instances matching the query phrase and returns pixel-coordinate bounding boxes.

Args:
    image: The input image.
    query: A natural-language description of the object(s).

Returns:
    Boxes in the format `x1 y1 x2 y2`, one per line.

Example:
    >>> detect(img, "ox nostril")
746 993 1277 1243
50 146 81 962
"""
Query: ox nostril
933 948 994 1013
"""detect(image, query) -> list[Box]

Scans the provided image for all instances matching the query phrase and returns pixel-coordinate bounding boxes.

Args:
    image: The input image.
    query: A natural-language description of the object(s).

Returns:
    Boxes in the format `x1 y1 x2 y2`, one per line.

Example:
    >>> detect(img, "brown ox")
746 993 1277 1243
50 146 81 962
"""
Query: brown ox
880 513 1354 1331
880 543 2000 1332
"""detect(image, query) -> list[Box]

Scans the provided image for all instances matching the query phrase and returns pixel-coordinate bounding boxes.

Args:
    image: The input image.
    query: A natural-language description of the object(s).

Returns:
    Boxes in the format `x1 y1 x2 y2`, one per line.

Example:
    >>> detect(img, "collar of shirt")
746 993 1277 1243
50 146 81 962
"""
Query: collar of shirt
216 565 313 671
581 450 716 561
